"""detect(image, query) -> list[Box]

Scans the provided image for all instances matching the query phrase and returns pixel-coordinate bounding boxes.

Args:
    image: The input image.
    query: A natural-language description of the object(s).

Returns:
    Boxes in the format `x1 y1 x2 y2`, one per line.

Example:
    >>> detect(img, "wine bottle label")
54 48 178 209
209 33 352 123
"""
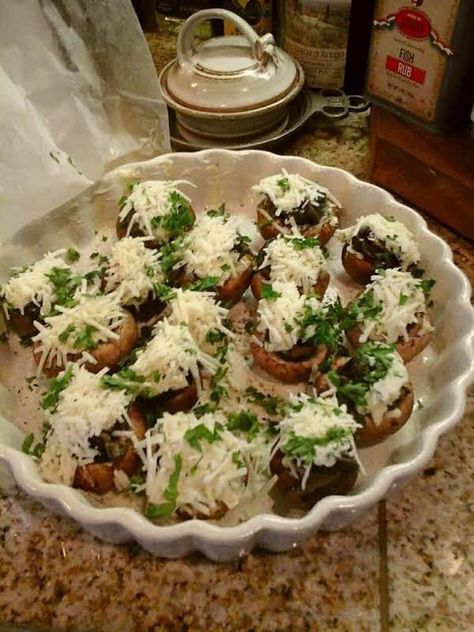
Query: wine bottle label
367 0 459 122
283 1 351 89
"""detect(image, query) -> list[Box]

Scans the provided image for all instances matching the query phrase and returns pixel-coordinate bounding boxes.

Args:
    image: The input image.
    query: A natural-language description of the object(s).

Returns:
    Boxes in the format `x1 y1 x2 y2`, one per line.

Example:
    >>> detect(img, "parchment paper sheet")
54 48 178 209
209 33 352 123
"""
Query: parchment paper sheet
0 0 171 240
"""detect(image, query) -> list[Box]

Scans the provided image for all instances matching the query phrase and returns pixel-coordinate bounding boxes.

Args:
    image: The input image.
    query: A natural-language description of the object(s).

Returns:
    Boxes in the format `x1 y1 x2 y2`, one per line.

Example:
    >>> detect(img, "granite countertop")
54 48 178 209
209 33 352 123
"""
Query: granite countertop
1 28 473 632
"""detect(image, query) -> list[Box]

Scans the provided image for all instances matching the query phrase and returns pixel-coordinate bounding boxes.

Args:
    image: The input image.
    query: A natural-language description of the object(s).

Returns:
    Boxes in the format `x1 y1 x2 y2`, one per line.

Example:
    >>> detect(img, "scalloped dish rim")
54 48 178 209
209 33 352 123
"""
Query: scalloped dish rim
1 149 473 561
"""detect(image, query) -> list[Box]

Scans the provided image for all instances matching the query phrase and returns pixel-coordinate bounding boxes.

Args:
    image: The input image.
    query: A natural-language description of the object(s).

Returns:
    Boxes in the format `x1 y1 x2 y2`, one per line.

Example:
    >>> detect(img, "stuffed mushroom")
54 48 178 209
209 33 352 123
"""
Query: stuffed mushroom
140 411 257 521
108 319 219 415
0 250 83 338
342 269 434 363
37 365 145 494
337 213 421 285
103 237 171 321
171 209 255 305
315 342 414 446
270 394 360 510
32 294 139 377
251 233 330 300
250 281 342 383
252 171 341 243
116 180 196 249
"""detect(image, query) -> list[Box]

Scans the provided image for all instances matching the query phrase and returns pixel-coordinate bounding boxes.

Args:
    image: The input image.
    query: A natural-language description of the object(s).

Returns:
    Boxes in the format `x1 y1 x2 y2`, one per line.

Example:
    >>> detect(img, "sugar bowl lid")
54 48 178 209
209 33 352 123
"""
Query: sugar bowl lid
159 9 304 115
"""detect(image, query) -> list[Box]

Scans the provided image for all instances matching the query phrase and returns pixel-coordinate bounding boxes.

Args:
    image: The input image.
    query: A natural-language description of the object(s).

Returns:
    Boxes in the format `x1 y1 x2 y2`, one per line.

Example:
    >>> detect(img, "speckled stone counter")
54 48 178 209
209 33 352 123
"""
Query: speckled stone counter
1 27 473 632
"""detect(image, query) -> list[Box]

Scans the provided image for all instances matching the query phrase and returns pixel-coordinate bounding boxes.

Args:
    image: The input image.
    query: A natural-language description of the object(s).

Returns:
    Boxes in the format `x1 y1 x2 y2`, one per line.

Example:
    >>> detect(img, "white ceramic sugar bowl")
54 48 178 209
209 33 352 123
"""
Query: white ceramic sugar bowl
159 9 305 141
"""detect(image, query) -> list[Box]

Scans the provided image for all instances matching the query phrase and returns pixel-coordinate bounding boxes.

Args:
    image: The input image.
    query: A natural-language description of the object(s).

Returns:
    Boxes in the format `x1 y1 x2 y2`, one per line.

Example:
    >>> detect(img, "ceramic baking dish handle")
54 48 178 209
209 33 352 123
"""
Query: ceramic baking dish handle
176 8 275 68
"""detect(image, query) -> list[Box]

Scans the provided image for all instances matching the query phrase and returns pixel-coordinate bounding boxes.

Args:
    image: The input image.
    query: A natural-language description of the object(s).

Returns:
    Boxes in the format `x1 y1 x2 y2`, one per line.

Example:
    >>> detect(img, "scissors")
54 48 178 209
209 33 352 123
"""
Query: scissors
308 88 370 120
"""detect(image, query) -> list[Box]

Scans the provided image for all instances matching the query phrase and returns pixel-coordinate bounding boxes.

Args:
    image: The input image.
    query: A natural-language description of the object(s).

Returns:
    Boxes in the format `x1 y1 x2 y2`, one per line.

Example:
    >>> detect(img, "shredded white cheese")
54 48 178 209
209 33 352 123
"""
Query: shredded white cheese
130 319 219 397
39 365 132 482
1 249 68 315
259 233 326 293
337 213 421 269
32 294 126 372
180 213 250 282
38 441 78 486
104 237 163 306
277 394 361 488
118 180 195 241
138 411 262 517
167 289 233 353
255 281 322 352
357 270 433 344
252 169 341 217
361 350 409 425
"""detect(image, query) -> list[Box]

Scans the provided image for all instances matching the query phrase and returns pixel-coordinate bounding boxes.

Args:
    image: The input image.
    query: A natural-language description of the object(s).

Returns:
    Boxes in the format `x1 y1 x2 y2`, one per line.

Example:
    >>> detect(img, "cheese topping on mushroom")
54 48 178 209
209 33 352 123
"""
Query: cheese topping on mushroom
277 394 360 488
180 213 251 283
140 411 250 518
118 180 195 241
39 365 131 483
255 281 324 352
129 319 219 397
363 351 408 425
337 213 421 269
167 289 233 353
32 294 127 371
353 270 433 343
104 237 164 306
1 249 69 315
259 234 326 293
252 170 341 217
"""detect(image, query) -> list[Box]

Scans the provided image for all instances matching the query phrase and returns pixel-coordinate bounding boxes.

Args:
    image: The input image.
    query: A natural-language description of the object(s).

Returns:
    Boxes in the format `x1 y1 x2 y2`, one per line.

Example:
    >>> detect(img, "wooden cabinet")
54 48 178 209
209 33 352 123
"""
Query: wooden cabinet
370 107 474 241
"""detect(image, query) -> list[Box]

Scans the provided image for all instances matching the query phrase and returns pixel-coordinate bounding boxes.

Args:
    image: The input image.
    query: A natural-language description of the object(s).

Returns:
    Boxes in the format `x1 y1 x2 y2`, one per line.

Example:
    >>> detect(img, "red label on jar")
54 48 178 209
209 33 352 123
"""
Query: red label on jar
386 55 426 84
395 8 431 40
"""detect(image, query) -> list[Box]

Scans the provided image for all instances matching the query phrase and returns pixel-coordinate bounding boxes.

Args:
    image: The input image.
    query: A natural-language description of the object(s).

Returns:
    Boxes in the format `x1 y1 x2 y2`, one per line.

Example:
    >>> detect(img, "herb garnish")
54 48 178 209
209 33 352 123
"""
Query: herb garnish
282 427 351 465
297 299 344 353
118 181 138 209
58 324 76 343
41 366 73 411
260 284 281 301
46 267 82 309
207 203 226 218
160 238 184 274
184 423 223 452
66 248 80 263
129 474 145 494
341 289 383 331
145 454 182 519
420 278 435 297
190 276 219 292
232 451 245 469
329 342 396 410
21 433 46 458
234 233 252 258
245 387 288 418
193 402 217 418
226 411 260 440
101 368 147 396
205 328 225 344
72 324 98 351
160 191 194 237
210 365 228 404
288 236 321 251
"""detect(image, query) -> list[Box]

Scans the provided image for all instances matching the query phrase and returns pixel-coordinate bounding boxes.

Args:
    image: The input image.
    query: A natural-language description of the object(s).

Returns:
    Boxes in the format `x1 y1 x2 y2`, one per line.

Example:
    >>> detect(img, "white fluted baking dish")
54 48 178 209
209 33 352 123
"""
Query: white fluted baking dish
0 149 473 561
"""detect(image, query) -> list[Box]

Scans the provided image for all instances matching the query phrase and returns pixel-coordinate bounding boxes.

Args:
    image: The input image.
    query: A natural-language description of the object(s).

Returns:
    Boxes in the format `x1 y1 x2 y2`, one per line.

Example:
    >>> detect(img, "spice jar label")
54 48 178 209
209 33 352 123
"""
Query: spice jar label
367 0 459 122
